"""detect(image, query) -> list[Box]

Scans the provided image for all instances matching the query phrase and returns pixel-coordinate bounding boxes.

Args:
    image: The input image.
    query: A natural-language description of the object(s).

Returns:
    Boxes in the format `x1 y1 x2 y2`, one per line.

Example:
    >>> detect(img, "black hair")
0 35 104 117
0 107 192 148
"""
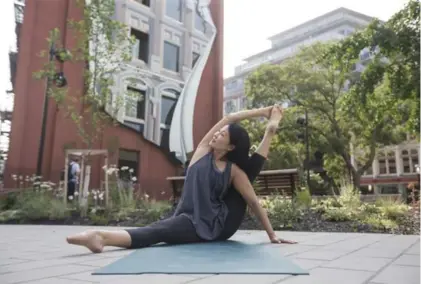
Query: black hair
226 123 250 172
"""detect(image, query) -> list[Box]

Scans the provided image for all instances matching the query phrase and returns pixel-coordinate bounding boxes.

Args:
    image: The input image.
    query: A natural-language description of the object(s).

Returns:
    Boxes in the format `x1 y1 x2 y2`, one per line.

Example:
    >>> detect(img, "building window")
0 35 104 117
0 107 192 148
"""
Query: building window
402 149 419 173
378 151 396 175
165 0 182 22
118 149 139 182
240 97 248 109
163 41 180 72
131 28 149 63
224 100 236 114
135 0 150 6
125 87 146 121
160 89 180 150
195 9 206 33
379 184 399 194
192 52 200 68
387 151 396 174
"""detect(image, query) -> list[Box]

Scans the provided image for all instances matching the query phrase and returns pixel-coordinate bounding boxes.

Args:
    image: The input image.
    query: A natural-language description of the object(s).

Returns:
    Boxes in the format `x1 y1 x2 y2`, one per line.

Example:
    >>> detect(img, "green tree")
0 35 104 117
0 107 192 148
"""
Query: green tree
246 42 405 189
241 119 302 170
34 0 134 148
327 0 420 136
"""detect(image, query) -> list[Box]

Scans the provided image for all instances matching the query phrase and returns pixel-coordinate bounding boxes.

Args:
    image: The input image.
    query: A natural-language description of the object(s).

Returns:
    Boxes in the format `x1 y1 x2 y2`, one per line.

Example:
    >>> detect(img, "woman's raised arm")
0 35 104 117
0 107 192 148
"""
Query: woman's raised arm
189 106 273 167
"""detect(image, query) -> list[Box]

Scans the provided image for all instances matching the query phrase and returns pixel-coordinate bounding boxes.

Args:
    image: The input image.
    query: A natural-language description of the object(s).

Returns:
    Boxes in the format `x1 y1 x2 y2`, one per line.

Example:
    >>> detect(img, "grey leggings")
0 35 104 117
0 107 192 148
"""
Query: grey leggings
126 153 266 249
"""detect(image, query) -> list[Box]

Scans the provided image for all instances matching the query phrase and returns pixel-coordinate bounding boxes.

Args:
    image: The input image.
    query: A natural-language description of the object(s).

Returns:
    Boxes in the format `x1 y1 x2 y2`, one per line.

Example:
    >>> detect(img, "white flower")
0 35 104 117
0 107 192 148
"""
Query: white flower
102 165 107 170
68 195 74 200
129 168 134 173
91 208 97 214
132 176 137 182
86 191 90 196
19 175 23 180
161 191 165 195
93 195 97 200
106 168 118 175
11 174 17 181
74 191 79 196
144 194 149 200
121 166 129 171
99 192 104 199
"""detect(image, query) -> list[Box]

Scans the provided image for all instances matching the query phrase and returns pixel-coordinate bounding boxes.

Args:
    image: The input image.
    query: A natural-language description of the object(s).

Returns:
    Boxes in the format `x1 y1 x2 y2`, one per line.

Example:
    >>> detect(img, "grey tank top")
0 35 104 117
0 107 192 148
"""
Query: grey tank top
174 152 232 240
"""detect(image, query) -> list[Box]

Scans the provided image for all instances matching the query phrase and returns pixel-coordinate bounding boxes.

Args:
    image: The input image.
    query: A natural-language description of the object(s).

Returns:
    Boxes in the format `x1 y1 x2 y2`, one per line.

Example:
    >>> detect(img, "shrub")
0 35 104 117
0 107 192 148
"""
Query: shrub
141 200 172 221
261 195 301 229
312 197 342 213
376 198 410 220
89 213 109 225
0 210 22 222
295 188 312 208
49 199 71 220
323 207 357 222
15 191 53 220
0 192 18 211
359 203 381 214
364 215 399 231
338 184 361 209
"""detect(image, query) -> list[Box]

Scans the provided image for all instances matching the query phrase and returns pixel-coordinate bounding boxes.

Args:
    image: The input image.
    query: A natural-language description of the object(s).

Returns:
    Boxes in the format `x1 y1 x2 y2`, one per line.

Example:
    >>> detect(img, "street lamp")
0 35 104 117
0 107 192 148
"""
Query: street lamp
35 44 69 178
296 109 310 188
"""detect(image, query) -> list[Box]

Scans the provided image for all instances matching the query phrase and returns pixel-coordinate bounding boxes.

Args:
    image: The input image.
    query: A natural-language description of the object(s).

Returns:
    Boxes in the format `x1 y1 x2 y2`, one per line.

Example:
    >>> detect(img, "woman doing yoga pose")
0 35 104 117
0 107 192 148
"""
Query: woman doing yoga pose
67 105 297 253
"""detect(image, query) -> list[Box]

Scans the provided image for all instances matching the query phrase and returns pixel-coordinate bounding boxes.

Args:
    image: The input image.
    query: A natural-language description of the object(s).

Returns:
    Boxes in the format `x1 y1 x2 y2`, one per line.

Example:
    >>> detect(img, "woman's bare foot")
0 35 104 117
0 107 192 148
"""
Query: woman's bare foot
267 105 283 134
66 230 104 253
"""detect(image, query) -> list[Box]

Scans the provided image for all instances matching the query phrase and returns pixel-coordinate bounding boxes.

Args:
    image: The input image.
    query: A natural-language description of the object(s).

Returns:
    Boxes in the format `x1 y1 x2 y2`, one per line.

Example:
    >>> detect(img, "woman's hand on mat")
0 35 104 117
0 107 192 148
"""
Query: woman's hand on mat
270 236 297 244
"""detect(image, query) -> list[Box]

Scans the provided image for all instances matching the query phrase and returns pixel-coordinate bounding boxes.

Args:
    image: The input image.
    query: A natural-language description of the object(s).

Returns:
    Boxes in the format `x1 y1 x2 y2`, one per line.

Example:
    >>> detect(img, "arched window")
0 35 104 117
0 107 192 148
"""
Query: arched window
160 89 180 150
402 148 419 173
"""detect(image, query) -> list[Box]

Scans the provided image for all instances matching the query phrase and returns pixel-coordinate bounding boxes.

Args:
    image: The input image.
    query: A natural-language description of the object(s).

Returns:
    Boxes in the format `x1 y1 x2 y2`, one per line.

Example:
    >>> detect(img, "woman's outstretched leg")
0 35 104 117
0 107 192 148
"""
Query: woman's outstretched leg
66 215 201 253
66 230 131 253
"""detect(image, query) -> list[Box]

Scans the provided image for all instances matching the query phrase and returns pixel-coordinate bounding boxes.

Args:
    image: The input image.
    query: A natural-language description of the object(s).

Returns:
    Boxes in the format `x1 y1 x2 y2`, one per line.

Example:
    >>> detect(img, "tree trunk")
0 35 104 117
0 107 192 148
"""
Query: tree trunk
341 153 360 189
351 170 361 189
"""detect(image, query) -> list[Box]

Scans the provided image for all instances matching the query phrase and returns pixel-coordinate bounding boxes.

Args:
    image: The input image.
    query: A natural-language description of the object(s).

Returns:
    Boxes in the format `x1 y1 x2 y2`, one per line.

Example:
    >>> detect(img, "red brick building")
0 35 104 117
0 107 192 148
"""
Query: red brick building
4 0 224 199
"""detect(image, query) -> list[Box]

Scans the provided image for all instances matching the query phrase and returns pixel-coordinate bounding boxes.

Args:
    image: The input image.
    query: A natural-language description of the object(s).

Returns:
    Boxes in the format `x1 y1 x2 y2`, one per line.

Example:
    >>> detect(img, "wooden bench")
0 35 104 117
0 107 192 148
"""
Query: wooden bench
253 169 299 197
167 169 299 204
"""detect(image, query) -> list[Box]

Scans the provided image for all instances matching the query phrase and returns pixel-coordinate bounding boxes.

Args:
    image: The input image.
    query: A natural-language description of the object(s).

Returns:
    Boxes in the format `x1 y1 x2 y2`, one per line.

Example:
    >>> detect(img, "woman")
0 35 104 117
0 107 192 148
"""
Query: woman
67 105 296 253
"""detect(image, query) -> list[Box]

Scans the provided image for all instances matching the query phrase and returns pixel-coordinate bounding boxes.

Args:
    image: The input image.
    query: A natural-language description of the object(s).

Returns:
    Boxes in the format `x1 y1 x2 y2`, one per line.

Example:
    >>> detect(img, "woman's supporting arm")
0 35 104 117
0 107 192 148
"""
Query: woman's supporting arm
231 165 297 244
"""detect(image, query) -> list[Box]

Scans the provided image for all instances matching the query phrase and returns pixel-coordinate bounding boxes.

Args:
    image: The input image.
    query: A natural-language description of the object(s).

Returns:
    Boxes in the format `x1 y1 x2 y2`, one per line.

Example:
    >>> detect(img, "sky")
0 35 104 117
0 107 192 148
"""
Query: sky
0 0 409 111
223 0 408 78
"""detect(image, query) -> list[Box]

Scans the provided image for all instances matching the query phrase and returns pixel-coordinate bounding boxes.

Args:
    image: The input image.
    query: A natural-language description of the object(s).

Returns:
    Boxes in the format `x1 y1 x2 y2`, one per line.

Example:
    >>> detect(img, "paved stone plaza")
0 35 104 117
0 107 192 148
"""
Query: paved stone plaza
0 225 419 284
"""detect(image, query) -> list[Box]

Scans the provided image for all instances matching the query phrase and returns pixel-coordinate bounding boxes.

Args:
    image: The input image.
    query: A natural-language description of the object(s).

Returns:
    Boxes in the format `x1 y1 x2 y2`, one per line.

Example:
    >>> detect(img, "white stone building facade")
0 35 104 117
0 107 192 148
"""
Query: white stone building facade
104 0 216 162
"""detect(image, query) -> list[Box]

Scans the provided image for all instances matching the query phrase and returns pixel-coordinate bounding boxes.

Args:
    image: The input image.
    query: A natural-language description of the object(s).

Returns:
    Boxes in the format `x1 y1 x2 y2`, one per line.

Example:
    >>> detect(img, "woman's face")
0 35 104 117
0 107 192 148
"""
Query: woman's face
209 125 234 151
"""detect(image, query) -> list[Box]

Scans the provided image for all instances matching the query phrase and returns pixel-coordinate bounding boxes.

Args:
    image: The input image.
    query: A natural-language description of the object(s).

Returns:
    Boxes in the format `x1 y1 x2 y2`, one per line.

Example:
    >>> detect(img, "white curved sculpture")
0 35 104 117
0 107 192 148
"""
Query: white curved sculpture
169 0 217 163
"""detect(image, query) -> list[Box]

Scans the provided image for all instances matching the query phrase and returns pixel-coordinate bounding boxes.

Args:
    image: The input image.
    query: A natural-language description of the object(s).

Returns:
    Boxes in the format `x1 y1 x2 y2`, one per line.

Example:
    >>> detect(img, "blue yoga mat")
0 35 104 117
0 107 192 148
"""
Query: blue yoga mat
93 241 309 275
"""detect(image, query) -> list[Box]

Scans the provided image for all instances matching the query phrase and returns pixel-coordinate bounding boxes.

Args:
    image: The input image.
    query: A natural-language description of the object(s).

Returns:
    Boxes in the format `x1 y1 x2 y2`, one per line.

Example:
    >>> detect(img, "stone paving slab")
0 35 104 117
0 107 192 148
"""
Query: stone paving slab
0 225 419 284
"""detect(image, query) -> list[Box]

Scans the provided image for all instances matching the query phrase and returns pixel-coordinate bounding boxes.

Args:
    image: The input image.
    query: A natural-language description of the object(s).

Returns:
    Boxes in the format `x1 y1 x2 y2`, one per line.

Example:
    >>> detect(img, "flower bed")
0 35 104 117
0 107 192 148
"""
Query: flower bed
0 177 419 235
